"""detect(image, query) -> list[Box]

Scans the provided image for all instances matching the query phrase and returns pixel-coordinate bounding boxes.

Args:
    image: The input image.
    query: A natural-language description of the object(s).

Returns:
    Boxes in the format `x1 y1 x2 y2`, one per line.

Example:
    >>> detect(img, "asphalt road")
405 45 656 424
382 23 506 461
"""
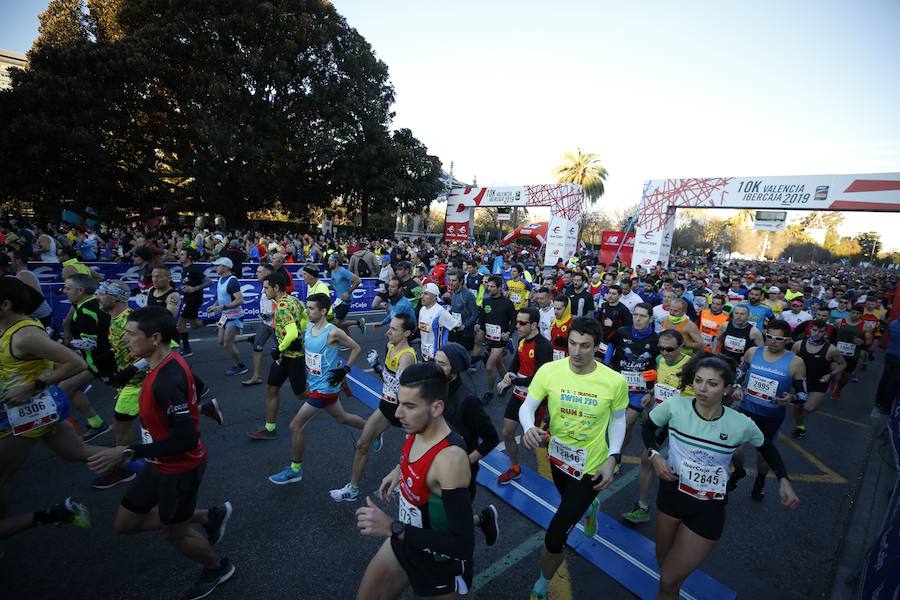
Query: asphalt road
2 316 890 600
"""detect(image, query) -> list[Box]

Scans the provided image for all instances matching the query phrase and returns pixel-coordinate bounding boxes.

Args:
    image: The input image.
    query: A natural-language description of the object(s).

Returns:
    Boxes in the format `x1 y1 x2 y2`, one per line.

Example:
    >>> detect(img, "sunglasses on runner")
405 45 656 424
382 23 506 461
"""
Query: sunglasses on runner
658 345 679 352
765 333 791 343
515 320 531 326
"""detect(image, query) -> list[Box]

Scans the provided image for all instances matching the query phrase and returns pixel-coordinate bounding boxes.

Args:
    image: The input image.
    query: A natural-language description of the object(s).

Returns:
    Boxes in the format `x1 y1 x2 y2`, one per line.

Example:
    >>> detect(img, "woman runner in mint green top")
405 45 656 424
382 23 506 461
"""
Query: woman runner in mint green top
642 353 800 600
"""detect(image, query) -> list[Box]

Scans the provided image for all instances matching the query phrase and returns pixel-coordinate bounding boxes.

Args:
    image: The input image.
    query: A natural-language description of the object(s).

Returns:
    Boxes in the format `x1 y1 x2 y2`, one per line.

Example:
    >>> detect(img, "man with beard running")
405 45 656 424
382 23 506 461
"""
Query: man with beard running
715 304 763 366
789 319 845 439
329 315 416 502
478 275 517 406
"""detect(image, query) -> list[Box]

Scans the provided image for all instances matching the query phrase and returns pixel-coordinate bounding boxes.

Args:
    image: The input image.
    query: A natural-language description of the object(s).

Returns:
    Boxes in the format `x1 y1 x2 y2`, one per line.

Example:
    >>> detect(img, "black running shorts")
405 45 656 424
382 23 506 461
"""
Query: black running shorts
656 479 726 541
121 460 206 525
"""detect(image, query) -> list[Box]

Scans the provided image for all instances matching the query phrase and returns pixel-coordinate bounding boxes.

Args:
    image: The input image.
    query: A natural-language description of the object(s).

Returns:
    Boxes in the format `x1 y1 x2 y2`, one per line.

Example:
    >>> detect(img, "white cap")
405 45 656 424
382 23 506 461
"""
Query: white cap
767 286 781 293
423 282 440 296
212 257 233 269
214 234 224 241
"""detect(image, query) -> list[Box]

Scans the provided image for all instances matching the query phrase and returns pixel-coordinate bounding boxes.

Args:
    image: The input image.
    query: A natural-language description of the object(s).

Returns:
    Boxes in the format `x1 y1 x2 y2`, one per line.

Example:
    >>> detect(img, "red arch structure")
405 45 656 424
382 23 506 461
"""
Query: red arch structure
444 184 584 266
631 173 900 267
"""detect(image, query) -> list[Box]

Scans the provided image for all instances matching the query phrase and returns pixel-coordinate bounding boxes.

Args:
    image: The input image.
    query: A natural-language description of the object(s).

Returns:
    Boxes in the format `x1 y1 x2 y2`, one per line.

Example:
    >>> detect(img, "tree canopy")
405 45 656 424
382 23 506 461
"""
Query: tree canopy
0 0 441 225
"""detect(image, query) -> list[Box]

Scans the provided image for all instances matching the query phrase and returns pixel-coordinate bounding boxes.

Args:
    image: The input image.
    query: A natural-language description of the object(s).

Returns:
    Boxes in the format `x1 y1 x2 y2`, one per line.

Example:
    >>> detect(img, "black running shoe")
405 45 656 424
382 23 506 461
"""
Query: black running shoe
200 398 224 426
203 501 233 545
81 422 111 442
751 476 766 501
479 504 499 546
727 467 746 492
182 558 235 600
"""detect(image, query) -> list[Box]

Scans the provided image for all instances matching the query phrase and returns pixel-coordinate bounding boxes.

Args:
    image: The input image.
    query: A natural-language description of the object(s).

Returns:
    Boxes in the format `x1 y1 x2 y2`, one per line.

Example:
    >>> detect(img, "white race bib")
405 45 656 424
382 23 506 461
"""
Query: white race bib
6 391 58 435
451 312 462 324
306 352 323 376
599 343 608 356
217 313 228 327
140 425 153 445
678 459 726 500
700 331 714 346
724 335 747 354
381 372 400 404
510 293 522 305
398 494 423 528
837 341 856 356
548 437 587 480
485 323 502 341
553 349 567 361
623 371 646 391
747 372 780 403
654 384 678 405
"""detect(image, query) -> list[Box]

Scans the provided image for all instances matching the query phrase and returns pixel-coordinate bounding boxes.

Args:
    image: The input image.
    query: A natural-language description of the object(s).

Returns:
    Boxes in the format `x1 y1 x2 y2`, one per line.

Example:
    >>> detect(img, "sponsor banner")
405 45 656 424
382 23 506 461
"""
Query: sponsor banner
599 231 635 265
858 401 900 599
631 173 900 267
32 262 383 332
545 215 569 266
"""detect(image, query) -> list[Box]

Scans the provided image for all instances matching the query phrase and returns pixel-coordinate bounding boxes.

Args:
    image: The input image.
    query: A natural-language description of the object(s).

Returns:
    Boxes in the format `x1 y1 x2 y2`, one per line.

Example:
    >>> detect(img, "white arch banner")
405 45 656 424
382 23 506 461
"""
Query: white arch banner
632 173 900 267
444 183 584 266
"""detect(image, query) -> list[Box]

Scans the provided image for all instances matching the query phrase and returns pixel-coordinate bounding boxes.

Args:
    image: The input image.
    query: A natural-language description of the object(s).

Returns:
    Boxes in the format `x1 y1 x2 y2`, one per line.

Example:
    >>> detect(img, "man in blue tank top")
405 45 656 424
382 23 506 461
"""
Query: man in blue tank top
730 319 807 501
269 293 368 485
209 258 247 376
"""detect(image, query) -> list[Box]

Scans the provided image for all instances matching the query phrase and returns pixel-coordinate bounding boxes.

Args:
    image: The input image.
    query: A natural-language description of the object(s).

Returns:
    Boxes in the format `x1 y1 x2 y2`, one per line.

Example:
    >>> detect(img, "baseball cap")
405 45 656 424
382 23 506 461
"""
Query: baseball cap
212 257 233 269
422 283 440 296
380 255 391 263
767 286 781 294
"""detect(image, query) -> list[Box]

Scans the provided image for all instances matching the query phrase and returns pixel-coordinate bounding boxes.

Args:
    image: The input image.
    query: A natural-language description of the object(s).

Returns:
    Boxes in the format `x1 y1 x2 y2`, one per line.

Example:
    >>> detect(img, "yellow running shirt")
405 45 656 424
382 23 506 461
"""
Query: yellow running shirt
507 279 530 310
528 358 628 475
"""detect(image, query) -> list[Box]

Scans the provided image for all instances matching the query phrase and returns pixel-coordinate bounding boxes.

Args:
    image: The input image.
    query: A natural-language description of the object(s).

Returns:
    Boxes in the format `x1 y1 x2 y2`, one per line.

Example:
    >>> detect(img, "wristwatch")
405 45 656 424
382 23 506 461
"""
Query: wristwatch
33 378 48 392
648 448 661 461
390 520 405 538
122 447 136 462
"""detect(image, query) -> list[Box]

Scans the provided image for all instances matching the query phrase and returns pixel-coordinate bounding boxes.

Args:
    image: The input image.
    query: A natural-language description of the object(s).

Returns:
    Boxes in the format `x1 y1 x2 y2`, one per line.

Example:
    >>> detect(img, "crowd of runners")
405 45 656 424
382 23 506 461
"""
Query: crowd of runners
1 217 899 600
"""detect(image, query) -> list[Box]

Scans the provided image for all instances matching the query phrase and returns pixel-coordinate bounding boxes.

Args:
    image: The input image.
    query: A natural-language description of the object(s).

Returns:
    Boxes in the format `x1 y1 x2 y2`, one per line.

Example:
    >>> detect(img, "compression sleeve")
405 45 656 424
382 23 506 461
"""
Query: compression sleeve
755 439 789 480
518 392 542 431
278 321 299 352
129 416 199 459
642 417 662 451
607 409 627 455
402 487 474 560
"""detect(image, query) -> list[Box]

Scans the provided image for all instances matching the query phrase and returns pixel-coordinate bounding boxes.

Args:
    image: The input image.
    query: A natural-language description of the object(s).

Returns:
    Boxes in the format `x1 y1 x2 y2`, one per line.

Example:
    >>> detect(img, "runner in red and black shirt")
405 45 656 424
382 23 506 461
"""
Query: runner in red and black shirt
87 307 235 600
550 292 572 361
495 308 553 484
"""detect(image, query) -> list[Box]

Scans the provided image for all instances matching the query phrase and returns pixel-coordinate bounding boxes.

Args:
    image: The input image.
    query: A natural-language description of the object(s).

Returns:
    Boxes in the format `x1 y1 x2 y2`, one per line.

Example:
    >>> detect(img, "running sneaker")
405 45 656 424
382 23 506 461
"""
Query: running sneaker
479 504 499 546
622 503 650 524
357 318 367 334
791 425 806 439
372 432 384 453
179 348 194 358
200 398 224 426
751 476 766 501
81 422 111 442
329 483 360 502
225 364 248 376
727 466 747 492
583 497 600 538
247 428 276 440
48 497 91 529
182 558 235 600
269 465 303 485
481 392 493 406
497 465 521 484
91 469 136 490
203 501 233 545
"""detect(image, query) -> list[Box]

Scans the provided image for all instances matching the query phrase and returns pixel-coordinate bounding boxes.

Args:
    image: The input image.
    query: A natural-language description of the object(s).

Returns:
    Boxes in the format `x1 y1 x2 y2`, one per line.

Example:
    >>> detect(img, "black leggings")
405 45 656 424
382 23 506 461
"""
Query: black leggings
546 465 600 553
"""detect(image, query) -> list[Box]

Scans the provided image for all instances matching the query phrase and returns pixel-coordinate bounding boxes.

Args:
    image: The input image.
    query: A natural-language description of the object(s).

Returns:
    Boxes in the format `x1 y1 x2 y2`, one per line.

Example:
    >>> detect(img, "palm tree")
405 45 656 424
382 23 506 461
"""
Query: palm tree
553 149 608 203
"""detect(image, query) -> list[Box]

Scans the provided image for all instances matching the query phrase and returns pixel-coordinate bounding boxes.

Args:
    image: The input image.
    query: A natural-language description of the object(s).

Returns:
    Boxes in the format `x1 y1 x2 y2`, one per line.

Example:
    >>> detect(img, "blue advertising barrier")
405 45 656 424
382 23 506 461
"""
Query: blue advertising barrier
30 262 384 332
858 401 900 599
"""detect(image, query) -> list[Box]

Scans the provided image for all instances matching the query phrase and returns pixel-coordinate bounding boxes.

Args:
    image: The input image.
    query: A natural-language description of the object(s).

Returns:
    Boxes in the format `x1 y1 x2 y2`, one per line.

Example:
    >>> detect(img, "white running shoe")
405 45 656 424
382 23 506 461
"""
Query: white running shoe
329 483 360 502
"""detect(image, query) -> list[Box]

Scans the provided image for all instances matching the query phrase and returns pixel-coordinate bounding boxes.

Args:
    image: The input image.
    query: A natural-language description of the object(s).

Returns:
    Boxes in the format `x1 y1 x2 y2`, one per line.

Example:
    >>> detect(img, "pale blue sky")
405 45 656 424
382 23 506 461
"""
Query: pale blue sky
4 1 900 247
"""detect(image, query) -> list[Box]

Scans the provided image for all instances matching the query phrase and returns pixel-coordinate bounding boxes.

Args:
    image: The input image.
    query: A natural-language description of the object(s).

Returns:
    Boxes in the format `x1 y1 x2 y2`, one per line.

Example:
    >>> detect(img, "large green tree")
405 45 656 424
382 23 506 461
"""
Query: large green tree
1 0 439 224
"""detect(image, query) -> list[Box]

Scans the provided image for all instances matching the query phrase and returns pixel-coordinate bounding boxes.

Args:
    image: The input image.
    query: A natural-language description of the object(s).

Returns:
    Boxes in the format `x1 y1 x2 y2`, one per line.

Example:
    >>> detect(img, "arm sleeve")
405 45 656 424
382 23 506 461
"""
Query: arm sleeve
278 321 299 352
518 392 543 431
607 408 627 454
756 439 789 480
402 487 474 560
